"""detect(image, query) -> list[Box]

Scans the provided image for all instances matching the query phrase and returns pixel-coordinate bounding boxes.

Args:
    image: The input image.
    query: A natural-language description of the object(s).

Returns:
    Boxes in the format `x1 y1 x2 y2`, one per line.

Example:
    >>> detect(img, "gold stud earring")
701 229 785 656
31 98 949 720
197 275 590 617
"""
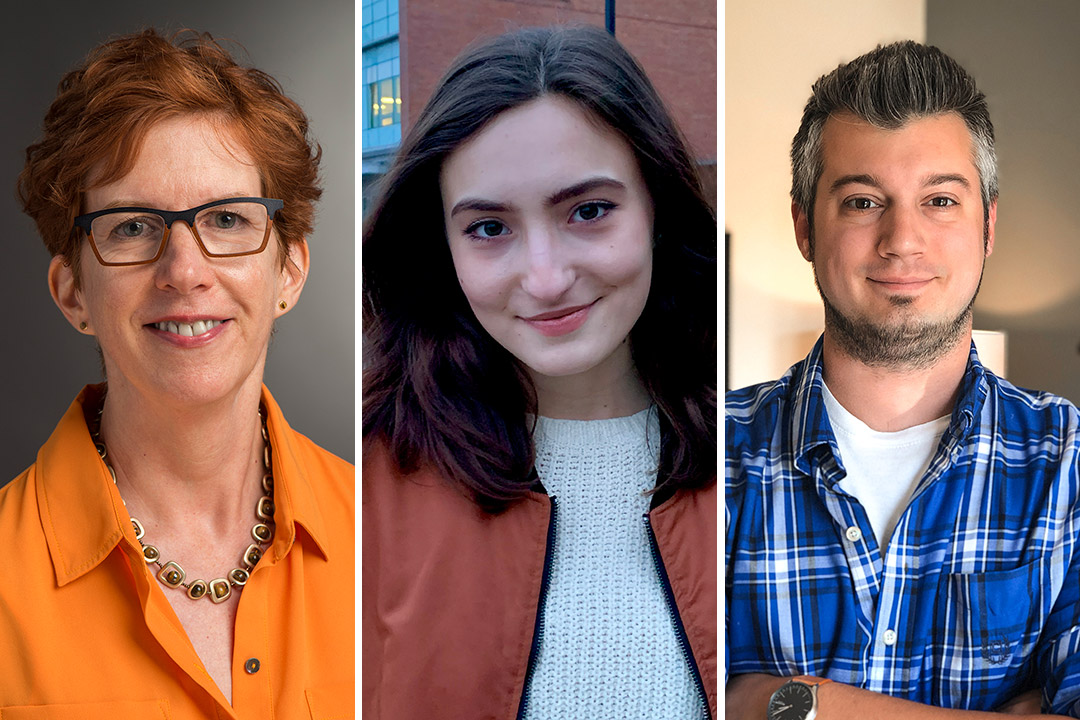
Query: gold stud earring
79 322 88 331
278 300 288 310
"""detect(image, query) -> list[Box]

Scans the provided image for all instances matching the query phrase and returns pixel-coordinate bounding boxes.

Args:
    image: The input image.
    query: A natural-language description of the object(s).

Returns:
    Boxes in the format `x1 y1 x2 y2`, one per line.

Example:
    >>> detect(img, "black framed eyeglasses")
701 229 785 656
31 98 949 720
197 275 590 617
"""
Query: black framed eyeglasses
73 197 284 267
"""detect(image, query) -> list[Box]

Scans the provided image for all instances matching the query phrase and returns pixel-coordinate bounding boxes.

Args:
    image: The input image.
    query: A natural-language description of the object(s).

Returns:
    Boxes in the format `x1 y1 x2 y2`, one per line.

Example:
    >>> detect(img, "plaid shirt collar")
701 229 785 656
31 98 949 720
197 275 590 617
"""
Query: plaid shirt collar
789 335 990 483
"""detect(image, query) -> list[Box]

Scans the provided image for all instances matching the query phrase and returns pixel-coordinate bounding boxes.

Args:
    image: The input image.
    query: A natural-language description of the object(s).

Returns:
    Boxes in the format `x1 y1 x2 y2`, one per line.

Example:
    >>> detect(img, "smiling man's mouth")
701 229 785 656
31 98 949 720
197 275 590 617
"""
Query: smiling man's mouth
151 320 224 337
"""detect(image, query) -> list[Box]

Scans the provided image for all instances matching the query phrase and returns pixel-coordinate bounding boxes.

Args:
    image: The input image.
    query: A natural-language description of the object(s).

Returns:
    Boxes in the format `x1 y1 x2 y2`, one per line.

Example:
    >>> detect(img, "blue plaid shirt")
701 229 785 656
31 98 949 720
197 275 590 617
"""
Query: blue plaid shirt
726 337 1080 714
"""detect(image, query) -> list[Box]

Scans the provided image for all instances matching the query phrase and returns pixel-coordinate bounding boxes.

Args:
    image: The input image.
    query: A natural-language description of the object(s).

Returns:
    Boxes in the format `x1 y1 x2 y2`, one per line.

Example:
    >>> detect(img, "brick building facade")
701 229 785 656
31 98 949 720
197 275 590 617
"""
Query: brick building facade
362 0 716 207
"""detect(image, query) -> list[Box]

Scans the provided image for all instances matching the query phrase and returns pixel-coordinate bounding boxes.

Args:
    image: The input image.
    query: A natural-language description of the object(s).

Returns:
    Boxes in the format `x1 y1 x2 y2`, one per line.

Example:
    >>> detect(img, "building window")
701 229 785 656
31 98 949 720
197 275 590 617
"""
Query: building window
362 0 399 45
362 39 401 145
368 76 401 128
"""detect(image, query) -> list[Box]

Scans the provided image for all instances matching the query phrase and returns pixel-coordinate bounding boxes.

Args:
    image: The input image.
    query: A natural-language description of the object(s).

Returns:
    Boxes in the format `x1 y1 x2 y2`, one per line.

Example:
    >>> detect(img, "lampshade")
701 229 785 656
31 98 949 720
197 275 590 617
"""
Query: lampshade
972 329 1007 378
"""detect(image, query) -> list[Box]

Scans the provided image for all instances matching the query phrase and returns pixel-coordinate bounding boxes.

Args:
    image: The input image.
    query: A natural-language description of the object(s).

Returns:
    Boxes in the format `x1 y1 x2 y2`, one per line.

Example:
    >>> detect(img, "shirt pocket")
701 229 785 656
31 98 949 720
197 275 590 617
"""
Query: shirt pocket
306 684 354 720
0 700 169 719
931 560 1040 703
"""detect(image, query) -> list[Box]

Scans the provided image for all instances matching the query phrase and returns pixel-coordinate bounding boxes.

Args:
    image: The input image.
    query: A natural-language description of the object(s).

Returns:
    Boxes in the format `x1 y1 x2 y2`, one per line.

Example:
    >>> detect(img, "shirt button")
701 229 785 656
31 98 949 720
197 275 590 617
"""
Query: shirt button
245 658 261 674
882 629 897 646
845 526 862 542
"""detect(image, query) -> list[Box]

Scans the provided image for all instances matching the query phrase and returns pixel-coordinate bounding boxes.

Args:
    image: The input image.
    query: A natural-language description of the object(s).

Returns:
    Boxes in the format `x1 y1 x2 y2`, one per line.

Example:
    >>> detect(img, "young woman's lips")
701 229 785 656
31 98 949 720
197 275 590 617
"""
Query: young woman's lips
521 302 595 337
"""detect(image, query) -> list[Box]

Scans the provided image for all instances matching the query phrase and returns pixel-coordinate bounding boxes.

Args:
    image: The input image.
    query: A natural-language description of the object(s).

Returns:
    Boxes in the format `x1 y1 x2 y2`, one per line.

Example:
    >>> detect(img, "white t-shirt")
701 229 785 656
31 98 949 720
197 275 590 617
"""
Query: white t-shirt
822 383 950 553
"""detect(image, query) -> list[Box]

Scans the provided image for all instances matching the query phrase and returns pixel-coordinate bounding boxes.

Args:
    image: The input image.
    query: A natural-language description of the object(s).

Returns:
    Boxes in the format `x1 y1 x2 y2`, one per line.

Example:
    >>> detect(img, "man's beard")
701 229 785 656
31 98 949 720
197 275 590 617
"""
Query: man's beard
815 266 982 371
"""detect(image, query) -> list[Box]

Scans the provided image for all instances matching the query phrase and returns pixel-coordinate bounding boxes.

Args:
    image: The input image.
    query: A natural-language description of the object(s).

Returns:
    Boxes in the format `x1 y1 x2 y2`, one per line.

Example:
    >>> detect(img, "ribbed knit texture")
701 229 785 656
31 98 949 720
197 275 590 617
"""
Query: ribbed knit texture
522 407 705 719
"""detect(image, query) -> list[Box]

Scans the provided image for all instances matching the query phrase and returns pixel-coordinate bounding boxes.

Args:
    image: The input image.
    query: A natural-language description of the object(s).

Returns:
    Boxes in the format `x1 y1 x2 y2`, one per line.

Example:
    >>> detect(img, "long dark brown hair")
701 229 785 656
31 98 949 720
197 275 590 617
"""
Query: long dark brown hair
363 25 715 512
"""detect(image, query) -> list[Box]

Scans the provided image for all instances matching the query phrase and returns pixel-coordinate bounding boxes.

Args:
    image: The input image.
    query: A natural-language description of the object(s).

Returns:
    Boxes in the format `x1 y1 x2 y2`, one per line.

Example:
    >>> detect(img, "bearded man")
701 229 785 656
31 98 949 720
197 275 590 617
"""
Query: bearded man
725 41 1080 719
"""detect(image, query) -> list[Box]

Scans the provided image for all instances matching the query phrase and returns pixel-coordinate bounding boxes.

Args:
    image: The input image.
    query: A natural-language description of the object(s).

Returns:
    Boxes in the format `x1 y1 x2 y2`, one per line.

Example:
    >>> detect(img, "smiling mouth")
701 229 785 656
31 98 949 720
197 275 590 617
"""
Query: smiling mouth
521 301 596 337
150 319 225 337
870 278 933 290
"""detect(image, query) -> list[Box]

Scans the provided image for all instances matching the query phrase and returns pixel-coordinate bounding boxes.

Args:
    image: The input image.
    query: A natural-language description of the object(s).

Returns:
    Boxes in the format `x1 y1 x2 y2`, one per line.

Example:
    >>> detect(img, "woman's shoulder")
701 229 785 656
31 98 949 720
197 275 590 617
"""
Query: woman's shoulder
0 465 39 546
361 435 458 500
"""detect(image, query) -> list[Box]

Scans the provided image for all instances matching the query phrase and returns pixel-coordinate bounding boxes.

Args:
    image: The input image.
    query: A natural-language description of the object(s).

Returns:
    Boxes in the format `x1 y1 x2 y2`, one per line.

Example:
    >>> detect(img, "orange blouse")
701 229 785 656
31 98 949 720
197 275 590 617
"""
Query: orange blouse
0 385 354 719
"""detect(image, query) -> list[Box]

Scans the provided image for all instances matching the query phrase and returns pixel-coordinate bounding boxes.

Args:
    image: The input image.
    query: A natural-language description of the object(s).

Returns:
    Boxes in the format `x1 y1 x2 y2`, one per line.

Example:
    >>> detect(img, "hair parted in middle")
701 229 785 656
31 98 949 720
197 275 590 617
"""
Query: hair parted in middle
790 40 997 252
363 24 716 513
18 28 322 285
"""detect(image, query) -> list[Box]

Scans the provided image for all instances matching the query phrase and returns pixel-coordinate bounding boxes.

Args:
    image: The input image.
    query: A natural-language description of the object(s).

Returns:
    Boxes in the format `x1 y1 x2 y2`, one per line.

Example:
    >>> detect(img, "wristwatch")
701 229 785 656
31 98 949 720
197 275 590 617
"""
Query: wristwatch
765 675 832 720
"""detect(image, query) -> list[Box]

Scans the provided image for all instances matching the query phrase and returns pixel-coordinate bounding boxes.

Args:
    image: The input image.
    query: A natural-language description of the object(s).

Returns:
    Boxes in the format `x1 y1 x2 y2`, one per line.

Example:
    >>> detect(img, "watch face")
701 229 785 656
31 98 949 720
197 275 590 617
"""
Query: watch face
767 682 815 720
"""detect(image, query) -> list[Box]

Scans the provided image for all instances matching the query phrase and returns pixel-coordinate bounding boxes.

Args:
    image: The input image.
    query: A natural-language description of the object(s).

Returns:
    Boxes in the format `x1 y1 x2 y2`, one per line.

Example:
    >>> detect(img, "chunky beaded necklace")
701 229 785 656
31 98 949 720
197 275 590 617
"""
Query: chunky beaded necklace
90 405 275 604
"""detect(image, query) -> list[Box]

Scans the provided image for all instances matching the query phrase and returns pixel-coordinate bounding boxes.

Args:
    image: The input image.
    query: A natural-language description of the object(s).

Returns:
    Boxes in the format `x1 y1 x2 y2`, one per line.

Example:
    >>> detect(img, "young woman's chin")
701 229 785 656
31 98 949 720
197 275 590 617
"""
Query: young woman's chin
517 340 632 383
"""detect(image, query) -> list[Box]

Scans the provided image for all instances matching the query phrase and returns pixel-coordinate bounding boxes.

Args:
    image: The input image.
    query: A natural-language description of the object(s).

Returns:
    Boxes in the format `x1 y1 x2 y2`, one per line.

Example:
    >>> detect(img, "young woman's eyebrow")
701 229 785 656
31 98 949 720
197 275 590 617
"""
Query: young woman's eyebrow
546 177 626 206
448 198 514 218
449 177 626 218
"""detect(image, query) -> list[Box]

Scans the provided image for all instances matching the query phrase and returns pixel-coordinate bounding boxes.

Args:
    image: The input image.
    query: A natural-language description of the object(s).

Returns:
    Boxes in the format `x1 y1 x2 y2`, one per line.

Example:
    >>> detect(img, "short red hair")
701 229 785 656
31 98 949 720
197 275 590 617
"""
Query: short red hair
18 29 322 281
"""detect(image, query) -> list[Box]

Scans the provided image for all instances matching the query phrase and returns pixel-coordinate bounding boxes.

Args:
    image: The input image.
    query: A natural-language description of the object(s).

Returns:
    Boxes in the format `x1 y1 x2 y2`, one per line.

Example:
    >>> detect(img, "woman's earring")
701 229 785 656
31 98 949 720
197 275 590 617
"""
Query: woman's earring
278 300 288 310
79 322 88 331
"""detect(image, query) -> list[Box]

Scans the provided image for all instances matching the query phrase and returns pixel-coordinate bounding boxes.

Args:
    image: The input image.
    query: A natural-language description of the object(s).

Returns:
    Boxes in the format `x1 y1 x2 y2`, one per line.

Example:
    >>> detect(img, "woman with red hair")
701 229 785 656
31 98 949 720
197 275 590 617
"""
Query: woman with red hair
0 30 353 716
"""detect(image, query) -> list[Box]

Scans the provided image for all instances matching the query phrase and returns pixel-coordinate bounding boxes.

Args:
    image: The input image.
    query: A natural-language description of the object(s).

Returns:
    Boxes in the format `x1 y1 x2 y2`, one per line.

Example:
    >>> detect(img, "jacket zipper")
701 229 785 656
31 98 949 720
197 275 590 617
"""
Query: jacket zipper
515 495 558 720
643 513 712 720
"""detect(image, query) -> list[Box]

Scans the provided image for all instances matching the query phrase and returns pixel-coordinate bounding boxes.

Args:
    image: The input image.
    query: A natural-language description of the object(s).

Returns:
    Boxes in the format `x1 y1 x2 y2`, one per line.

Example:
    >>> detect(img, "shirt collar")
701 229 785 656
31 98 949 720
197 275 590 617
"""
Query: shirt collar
37 384 331 588
790 335 990 478
37 385 131 587
260 385 332 563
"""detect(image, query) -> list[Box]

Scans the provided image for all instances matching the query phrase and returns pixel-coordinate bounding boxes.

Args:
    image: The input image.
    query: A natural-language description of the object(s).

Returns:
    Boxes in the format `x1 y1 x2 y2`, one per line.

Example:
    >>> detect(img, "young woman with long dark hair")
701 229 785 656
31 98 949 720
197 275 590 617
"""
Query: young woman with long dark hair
363 25 716 719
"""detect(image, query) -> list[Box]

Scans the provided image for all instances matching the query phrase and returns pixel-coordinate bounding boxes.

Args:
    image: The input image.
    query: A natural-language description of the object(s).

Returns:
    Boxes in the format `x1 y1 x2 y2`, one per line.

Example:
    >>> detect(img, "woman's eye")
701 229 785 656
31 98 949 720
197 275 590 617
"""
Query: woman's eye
466 219 509 239
203 209 249 230
119 221 146 237
104 214 161 240
846 197 880 210
929 197 957 207
570 201 614 223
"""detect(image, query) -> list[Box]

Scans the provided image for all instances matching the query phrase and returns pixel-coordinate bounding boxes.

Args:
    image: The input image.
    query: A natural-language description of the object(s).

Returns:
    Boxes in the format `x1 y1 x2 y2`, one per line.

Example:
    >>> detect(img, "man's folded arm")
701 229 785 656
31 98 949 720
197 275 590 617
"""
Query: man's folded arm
725 673 1070 719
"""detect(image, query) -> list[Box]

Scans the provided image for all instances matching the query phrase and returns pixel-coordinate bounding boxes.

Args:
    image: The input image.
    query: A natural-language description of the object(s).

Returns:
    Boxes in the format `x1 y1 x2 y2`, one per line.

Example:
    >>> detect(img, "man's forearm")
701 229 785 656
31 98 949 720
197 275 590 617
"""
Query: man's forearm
725 674 1070 720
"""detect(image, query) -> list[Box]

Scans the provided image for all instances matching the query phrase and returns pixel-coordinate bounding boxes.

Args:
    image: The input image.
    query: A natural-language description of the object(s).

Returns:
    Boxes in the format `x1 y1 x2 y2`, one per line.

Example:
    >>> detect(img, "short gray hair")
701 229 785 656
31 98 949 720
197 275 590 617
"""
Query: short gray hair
791 41 997 224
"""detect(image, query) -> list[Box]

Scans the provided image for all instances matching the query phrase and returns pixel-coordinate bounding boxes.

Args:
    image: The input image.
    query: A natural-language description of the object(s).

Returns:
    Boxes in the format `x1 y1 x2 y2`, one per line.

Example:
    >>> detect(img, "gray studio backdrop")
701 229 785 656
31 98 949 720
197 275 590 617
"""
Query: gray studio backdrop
1 0 354 485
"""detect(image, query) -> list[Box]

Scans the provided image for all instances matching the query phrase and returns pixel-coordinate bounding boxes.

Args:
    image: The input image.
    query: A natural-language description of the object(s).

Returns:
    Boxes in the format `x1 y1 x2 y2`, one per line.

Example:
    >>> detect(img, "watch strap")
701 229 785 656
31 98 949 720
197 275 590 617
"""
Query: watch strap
790 675 832 688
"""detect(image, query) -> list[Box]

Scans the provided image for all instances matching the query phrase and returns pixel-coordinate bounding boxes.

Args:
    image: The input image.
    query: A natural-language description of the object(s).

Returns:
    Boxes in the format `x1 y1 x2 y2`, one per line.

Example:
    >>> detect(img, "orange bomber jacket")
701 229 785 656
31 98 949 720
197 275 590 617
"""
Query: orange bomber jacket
362 440 718 719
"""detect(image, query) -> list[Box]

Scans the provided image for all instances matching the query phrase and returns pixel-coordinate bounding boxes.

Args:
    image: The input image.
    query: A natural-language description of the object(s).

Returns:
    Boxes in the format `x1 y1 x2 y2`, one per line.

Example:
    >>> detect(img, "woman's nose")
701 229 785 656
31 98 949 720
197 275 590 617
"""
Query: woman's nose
520 229 574 302
154 221 213 292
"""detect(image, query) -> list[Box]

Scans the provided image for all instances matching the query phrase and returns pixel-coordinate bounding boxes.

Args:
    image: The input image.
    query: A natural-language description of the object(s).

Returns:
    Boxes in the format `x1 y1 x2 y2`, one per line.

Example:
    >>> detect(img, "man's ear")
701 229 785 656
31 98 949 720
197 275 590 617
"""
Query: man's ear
793 202 813 262
984 199 997 257
48 255 92 334
276 239 310 318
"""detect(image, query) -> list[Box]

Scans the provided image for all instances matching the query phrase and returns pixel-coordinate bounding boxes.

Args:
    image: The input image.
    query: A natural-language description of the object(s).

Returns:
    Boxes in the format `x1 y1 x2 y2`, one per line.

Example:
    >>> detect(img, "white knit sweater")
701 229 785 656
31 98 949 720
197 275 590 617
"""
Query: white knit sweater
522 407 705 719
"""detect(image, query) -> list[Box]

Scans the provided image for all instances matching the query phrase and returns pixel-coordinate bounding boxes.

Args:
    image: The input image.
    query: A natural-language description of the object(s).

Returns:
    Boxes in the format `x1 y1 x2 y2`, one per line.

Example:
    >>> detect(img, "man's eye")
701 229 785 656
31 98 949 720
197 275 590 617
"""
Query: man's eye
466 219 509 239
570 201 615 223
846 197 880 210
929 197 957 207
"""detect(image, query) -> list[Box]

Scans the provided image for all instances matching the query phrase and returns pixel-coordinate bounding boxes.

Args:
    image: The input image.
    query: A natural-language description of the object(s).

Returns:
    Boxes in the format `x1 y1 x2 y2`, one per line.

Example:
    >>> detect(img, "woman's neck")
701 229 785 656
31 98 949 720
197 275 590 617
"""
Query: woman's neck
97 380 266 531
529 342 651 420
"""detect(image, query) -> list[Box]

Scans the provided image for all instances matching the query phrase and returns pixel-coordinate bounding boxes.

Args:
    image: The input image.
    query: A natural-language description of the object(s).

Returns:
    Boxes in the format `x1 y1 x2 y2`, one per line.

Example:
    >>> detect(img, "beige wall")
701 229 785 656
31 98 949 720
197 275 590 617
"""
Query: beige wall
928 0 1080 403
725 0 925 390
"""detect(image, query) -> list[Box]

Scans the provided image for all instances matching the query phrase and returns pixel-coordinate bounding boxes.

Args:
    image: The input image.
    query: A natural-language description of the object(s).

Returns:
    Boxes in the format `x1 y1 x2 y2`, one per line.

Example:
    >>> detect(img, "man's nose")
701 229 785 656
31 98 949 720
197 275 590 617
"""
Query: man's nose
877 203 927 258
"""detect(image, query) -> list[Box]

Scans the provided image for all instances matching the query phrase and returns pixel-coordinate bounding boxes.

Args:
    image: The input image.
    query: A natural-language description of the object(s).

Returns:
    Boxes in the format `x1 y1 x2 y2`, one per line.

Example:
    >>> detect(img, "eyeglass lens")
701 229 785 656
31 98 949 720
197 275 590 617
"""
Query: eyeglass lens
90 201 270 263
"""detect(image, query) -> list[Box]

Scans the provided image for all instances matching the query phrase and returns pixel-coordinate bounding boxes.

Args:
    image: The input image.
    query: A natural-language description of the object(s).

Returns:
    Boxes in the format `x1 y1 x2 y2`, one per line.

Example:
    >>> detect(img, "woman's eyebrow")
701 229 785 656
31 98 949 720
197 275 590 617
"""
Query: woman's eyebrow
448 177 627 218
448 198 513 218
546 176 626 206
